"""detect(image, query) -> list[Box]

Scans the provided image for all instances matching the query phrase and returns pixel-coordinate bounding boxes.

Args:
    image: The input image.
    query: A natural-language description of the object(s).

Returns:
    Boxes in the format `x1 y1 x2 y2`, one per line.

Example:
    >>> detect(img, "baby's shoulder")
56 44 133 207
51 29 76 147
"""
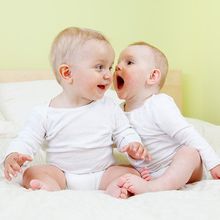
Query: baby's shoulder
152 93 173 102
147 93 180 116
143 93 176 111
30 104 49 118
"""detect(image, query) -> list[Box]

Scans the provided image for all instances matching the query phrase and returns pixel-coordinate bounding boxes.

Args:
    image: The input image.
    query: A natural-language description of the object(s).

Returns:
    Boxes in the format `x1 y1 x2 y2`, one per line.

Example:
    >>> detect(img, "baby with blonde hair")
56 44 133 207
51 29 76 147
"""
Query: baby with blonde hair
3 27 150 198
113 41 220 195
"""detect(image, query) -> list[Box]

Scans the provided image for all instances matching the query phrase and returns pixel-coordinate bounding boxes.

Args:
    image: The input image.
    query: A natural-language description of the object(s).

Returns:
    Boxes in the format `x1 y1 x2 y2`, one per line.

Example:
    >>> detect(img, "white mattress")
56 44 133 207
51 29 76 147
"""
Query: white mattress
0 176 219 220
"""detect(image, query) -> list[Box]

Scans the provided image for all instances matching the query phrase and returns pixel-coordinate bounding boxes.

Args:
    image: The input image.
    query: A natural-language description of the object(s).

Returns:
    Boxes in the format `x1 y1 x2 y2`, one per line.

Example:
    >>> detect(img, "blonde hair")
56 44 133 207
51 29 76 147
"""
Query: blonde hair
129 41 169 88
50 27 110 82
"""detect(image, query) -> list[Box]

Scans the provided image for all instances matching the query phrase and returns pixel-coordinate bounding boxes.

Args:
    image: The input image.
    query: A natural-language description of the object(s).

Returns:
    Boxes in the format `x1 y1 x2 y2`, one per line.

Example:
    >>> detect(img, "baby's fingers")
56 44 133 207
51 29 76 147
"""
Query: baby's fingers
4 168 11 181
142 148 152 161
121 145 130 153
130 147 143 159
131 143 139 152
4 166 16 181
11 160 22 173
17 154 32 165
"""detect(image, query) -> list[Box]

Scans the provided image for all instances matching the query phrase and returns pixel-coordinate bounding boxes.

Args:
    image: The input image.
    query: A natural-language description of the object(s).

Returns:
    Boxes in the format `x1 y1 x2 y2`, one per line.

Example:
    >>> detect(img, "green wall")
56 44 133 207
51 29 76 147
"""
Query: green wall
0 0 219 124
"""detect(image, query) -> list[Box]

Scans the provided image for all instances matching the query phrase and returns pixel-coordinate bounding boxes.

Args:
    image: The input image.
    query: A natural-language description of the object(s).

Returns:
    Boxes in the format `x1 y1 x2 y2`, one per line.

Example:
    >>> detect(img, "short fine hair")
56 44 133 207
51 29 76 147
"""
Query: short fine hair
50 27 110 82
129 41 169 88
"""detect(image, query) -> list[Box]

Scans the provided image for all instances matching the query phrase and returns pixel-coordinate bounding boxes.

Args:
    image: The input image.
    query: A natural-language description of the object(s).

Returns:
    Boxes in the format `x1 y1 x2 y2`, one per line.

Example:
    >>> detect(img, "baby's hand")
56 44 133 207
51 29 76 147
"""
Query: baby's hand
4 152 32 181
121 142 151 161
210 164 220 179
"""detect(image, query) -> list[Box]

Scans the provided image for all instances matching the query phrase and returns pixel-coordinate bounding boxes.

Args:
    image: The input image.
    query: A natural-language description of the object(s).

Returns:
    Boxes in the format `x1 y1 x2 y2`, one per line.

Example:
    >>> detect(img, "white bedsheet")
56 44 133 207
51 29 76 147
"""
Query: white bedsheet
0 177 219 220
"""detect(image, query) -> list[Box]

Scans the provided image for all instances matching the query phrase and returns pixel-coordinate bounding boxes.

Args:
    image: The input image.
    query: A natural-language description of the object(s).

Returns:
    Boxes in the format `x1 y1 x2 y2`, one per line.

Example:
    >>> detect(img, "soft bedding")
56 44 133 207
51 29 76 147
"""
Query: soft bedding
0 80 220 220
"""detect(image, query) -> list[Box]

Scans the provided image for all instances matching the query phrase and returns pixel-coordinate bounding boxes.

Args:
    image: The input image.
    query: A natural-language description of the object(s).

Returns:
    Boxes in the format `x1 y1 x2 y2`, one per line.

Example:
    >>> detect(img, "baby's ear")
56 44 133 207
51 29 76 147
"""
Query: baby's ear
147 69 161 85
59 64 73 83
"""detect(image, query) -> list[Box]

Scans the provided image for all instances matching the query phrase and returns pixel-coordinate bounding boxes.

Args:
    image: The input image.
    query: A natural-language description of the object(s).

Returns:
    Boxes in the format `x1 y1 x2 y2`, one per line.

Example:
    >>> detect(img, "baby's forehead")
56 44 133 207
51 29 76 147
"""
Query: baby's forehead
76 40 115 63
120 45 153 59
80 39 112 51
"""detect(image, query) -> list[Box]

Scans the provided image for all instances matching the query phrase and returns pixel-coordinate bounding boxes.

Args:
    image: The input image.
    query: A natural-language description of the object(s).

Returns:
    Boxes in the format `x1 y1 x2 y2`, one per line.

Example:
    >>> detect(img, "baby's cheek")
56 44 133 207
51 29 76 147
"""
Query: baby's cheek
126 76 136 86
109 75 113 83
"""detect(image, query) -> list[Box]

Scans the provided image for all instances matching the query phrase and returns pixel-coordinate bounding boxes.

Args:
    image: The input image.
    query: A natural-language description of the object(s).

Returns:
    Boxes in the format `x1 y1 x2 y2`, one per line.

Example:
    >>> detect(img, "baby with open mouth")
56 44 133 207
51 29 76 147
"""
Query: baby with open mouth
113 41 220 195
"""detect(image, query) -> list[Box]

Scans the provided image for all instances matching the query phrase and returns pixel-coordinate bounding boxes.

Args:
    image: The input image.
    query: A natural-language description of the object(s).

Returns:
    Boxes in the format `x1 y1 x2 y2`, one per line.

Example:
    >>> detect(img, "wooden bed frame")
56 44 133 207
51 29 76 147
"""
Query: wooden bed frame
0 69 182 110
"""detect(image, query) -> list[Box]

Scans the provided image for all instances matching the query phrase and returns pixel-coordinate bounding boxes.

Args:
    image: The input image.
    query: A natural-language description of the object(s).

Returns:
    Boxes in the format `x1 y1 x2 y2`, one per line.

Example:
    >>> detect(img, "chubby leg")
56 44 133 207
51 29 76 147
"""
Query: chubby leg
121 146 203 194
23 165 66 191
99 165 140 199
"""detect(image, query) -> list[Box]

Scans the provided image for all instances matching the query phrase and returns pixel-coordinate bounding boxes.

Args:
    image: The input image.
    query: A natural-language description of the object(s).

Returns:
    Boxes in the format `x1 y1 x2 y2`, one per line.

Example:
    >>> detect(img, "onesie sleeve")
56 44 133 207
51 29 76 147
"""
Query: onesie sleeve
3 106 47 160
111 102 142 151
151 94 220 170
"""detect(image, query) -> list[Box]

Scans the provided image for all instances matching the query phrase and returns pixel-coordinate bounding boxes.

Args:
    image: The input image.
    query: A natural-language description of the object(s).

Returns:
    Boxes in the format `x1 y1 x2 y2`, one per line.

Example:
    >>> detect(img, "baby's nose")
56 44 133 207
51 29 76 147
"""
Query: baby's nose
115 65 121 71
103 71 112 79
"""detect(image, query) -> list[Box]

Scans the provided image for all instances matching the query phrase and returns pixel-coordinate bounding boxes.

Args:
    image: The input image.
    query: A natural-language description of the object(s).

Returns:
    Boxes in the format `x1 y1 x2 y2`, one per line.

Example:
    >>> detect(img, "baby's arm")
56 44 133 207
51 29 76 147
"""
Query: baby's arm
4 152 32 181
111 102 151 161
173 126 220 175
3 106 47 180
152 95 220 176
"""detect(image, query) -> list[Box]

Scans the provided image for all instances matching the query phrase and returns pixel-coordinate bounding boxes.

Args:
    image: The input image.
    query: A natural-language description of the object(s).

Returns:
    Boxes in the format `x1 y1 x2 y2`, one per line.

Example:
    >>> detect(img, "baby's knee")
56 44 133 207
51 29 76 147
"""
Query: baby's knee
188 146 200 156
22 166 34 188
181 146 201 161
23 166 37 176
23 166 43 182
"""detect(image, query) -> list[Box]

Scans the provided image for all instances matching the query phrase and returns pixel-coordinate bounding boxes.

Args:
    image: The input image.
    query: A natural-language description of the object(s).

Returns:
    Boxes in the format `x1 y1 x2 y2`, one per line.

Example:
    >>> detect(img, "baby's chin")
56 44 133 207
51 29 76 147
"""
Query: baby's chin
115 90 127 100
93 93 106 101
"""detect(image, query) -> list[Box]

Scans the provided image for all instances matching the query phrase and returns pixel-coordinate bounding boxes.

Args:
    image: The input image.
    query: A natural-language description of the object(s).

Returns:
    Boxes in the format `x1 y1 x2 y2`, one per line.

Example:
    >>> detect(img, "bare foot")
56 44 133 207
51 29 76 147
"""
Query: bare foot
120 174 149 195
29 179 58 191
138 167 152 181
106 178 131 199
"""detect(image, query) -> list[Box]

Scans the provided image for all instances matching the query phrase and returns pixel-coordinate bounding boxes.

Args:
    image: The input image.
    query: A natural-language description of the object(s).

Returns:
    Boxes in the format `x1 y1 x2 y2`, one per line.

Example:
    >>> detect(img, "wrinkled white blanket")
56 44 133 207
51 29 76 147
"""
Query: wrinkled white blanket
0 176 219 220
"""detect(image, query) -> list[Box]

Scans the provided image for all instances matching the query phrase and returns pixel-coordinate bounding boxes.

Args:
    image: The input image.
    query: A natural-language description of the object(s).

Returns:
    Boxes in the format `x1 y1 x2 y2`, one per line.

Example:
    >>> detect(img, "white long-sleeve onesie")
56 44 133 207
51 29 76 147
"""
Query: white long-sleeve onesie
125 93 220 175
5 96 141 174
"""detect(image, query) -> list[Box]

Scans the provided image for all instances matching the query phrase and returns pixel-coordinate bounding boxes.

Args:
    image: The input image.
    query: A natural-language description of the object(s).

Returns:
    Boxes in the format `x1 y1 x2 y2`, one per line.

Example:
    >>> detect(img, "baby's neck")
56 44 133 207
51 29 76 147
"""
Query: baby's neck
50 91 93 108
124 89 159 112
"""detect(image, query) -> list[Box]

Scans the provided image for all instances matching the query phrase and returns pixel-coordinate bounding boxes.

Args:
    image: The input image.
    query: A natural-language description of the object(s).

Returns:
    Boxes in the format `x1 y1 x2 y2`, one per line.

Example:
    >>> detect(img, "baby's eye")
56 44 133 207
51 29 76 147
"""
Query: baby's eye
127 60 134 65
96 64 104 71
109 66 113 71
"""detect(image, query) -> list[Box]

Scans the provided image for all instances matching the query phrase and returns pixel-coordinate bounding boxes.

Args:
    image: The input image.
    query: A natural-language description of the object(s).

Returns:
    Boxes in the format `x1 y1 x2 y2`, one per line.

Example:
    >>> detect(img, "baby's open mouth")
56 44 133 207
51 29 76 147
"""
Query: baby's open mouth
116 76 124 90
97 85 106 90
